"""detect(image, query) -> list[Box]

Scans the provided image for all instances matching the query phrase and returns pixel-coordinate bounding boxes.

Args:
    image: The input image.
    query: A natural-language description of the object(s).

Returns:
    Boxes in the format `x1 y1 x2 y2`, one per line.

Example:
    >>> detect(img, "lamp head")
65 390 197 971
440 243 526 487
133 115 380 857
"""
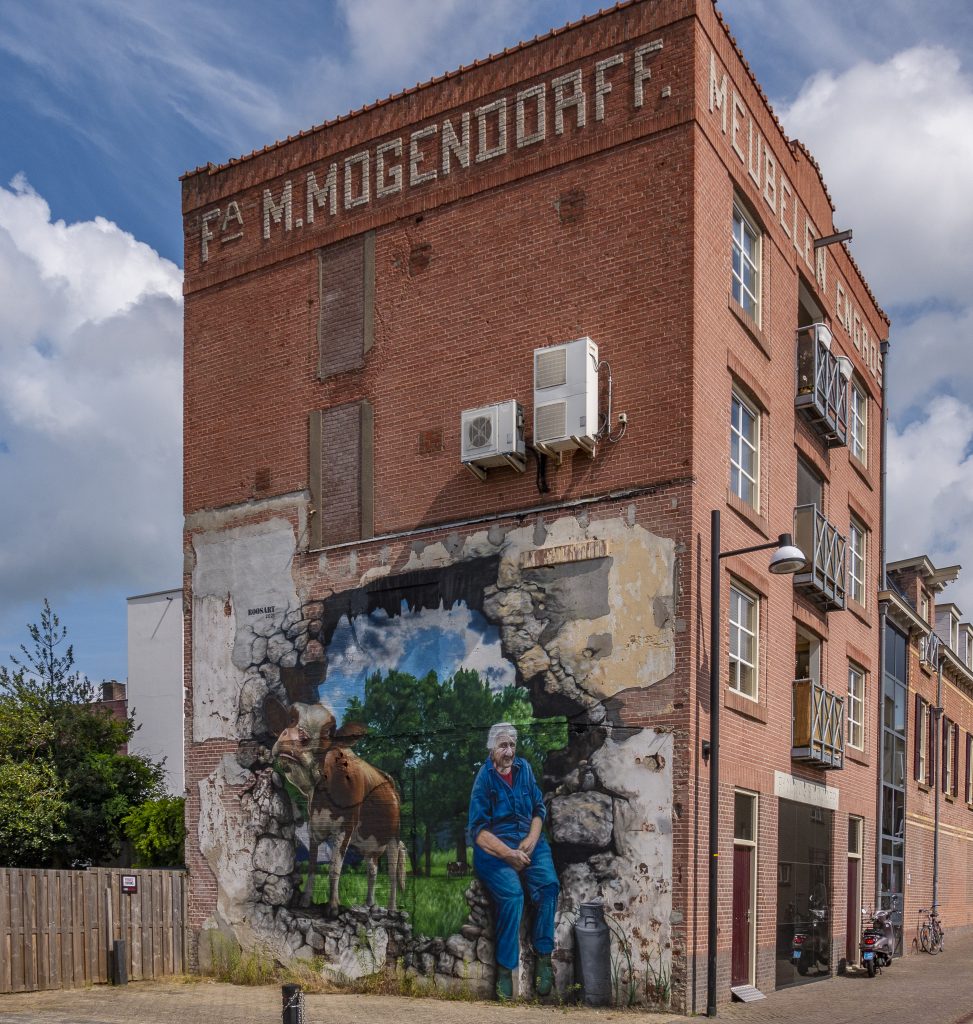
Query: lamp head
769 533 806 574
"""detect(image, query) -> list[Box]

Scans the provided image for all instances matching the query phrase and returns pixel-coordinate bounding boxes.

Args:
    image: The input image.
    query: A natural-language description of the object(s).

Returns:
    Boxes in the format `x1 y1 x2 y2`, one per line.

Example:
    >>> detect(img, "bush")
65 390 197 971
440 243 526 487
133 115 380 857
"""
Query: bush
122 796 186 867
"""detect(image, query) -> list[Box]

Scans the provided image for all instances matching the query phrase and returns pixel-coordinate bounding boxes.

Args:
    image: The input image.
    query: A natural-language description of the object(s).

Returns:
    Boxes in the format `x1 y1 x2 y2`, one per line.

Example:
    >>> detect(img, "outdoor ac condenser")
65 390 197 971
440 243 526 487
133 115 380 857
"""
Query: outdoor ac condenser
460 400 526 481
532 337 599 456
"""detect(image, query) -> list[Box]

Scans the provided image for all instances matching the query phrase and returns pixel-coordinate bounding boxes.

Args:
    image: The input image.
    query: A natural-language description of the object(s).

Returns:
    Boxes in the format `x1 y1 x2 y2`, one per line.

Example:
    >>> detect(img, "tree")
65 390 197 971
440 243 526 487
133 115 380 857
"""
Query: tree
345 668 567 872
0 602 167 867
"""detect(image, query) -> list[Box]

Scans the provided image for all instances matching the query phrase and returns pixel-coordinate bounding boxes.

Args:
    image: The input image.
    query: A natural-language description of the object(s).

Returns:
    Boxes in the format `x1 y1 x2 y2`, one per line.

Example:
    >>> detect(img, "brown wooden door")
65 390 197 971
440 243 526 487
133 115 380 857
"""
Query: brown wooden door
732 845 753 986
846 857 860 963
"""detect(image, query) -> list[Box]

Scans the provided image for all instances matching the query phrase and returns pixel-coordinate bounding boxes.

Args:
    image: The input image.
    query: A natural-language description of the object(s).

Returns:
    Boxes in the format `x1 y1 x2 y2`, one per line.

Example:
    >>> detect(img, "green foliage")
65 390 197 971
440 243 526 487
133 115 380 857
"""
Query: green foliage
0 601 167 867
122 797 186 867
344 668 567 880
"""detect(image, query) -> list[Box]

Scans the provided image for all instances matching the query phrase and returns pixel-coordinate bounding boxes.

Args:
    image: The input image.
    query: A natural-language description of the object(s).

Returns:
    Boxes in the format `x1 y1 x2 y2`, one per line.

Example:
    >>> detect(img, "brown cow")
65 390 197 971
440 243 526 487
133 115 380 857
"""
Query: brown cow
266 697 405 913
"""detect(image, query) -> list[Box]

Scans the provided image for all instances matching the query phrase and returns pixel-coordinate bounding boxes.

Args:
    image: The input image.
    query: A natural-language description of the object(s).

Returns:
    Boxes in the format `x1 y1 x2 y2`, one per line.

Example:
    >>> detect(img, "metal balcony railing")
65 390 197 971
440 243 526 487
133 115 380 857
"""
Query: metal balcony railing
792 678 845 769
795 323 849 448
793 504 847 611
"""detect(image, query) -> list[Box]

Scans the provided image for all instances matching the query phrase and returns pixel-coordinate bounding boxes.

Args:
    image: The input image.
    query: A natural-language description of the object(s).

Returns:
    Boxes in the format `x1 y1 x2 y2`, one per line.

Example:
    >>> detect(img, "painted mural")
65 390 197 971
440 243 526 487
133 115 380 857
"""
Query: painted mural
193 515 676 1002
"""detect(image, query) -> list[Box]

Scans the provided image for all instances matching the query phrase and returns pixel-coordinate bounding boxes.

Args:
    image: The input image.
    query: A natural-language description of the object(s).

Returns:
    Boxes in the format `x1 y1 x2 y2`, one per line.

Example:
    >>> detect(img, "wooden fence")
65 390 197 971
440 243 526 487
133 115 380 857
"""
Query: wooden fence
0 867 187 993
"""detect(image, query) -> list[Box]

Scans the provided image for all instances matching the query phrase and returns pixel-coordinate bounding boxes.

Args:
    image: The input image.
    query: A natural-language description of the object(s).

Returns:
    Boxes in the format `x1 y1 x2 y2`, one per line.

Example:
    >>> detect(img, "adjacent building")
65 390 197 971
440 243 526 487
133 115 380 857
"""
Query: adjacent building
127 589 185 795
181 0 890 1009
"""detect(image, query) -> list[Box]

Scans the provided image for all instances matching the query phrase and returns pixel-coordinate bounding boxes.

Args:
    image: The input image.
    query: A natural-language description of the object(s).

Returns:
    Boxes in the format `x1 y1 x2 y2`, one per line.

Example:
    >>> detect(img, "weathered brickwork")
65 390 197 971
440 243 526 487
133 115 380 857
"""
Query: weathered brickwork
182 0 889 1010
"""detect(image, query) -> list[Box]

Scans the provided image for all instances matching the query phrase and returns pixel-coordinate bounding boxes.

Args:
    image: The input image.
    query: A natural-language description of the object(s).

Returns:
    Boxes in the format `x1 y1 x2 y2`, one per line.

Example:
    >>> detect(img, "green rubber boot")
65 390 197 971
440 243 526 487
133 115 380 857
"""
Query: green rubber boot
535 954 553 997
496 965 513 1001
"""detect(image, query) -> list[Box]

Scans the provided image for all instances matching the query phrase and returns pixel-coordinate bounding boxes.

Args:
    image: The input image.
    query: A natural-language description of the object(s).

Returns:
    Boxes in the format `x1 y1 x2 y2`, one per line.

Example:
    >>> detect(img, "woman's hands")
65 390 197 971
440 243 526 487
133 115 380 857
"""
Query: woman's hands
475 816 543 873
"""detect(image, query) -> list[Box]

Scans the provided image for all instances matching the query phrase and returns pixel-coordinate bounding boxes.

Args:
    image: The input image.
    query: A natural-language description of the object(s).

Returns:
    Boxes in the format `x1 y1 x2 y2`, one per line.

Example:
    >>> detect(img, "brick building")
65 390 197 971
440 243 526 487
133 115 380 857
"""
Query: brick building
883 558 973 947
181 0 888 1010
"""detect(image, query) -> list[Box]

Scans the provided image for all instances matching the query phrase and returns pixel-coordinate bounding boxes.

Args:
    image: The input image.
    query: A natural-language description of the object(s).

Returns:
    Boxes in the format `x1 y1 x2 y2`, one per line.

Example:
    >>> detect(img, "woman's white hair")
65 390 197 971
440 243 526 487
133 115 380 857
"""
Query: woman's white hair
486 721 517 751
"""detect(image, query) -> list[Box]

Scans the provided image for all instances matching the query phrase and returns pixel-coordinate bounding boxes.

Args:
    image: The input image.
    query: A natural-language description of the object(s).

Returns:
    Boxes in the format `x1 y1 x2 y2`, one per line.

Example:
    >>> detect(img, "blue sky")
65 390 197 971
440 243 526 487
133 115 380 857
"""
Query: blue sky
1 0 971 682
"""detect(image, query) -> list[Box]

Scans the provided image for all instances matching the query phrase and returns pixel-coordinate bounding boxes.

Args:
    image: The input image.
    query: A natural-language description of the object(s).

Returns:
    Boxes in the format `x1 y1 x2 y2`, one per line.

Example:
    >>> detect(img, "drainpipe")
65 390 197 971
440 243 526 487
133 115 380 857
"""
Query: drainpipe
875 339 890 908
932 656 943 915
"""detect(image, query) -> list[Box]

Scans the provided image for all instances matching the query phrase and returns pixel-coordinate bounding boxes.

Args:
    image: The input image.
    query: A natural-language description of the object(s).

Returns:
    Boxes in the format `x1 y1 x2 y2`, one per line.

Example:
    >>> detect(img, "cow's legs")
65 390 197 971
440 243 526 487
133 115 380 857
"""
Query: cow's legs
329 830 352 914
301 833 319 908
386 841 398 913
365 854 379 907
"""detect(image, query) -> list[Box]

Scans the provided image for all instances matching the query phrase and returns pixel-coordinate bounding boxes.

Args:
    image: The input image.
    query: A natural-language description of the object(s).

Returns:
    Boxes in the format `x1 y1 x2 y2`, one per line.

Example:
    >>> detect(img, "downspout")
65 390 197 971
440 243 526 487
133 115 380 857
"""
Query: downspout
875 339 890 908
932 656 943 915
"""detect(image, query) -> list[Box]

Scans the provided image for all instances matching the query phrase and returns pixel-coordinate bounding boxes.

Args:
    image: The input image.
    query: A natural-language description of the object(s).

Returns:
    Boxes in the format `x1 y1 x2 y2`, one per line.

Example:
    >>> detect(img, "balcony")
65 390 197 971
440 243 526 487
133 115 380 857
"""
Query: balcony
795 323 850 448
792 678 845 769
793 504 847 611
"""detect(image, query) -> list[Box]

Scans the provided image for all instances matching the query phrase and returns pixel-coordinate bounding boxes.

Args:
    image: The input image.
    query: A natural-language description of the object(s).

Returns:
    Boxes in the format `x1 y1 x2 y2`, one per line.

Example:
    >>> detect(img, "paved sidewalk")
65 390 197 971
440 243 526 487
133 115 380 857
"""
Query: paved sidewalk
0 933 970 1024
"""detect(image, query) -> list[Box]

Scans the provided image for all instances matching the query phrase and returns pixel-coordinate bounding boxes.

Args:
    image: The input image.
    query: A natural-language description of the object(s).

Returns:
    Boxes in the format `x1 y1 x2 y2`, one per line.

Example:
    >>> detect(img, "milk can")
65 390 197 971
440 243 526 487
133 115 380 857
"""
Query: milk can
573 900 611 1006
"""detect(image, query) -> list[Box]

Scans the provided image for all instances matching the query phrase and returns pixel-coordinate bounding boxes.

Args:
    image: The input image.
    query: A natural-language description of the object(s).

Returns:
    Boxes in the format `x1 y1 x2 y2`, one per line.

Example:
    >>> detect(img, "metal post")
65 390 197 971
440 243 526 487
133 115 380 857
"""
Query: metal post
932 657 943 915
707 509 720 1017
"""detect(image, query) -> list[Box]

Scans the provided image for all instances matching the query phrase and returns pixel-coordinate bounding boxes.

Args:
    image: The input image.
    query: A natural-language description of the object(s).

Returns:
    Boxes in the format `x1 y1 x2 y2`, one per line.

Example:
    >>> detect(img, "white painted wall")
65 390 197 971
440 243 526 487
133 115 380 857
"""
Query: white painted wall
127 588 184 795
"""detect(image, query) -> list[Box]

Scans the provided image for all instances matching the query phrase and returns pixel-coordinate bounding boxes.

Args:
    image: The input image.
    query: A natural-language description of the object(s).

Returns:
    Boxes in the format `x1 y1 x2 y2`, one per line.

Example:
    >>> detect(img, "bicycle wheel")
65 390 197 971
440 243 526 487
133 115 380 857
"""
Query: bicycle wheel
929 924 944 954
919 923 932 952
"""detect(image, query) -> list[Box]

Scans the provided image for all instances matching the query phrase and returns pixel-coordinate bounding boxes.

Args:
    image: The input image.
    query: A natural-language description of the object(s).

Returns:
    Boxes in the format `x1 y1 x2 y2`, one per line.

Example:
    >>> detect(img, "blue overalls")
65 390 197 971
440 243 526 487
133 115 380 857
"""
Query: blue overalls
468 757 560 970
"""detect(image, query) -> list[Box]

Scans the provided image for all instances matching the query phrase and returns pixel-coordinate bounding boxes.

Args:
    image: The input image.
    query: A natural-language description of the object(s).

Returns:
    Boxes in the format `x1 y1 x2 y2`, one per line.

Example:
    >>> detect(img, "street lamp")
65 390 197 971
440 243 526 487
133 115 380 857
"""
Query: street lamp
706 509 806 1016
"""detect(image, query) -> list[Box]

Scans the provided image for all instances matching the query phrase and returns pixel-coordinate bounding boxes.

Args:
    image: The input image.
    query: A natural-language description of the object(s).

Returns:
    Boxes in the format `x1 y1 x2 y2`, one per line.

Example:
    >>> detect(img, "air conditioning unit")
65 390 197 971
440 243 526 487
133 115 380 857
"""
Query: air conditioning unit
460 400 526 481
533 337 599 457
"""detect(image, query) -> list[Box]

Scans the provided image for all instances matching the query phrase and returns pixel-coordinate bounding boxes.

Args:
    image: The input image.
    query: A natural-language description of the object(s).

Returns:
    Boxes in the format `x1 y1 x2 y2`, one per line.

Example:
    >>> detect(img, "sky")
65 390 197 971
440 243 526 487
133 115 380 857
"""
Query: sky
0 0 971 682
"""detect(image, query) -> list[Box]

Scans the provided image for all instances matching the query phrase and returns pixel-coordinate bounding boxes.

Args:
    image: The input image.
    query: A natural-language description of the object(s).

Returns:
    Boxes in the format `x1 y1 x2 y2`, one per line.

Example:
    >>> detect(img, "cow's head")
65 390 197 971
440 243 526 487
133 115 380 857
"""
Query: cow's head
264 696 367 799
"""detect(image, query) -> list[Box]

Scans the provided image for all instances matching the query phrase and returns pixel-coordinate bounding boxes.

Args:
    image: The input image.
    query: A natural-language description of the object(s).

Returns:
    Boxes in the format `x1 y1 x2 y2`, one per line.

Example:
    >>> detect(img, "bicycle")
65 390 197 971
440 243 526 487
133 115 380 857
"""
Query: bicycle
917 907 945 954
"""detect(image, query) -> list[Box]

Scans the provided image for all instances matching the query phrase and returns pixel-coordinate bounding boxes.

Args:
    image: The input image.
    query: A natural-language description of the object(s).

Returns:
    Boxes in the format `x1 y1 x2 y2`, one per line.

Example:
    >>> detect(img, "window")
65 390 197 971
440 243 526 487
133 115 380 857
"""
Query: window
920 592 930 624
796 455 823 511
849 517 867 607
734 790 757 843
850 382 868 464
946 716 958 794
848 816 863 856
729 581 759 699
732 202 761 323
730 389 759 507
915 696 928 782
847 663 865 750
966 733 973 804
795 625 821 682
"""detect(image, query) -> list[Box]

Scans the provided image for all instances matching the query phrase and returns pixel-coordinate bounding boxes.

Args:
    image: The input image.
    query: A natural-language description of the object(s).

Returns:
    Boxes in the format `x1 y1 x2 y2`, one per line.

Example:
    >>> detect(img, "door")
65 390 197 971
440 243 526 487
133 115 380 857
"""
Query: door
732 845 753 986
846 856 860 963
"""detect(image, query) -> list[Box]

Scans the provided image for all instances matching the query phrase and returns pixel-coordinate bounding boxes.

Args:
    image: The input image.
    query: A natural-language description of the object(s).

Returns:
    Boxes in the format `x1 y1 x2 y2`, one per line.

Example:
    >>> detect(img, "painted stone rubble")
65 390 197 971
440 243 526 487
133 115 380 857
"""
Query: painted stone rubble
192 513 677 1001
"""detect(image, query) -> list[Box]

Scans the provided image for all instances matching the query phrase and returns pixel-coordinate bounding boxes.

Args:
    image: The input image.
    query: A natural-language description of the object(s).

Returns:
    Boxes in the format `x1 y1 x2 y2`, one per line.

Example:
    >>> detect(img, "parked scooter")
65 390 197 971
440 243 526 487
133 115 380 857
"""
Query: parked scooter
792 906 829 975
860 895 898 977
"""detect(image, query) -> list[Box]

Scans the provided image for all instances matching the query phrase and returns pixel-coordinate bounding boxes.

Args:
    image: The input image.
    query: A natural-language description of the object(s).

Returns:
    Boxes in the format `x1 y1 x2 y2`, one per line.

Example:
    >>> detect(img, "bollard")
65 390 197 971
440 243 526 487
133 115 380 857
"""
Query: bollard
281 983 304 1024
111 939 128 986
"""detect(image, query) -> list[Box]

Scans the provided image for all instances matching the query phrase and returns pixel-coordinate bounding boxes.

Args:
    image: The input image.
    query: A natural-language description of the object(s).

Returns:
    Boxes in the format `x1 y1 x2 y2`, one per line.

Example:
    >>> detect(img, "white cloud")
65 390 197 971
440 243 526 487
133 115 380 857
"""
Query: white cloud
887 398 973 615
0 177 183 614
780 46 973 308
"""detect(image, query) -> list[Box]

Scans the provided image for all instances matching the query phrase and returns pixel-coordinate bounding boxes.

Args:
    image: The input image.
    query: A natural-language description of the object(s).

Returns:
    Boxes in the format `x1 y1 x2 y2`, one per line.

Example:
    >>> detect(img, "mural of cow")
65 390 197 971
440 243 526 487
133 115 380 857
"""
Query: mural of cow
265 696 406 914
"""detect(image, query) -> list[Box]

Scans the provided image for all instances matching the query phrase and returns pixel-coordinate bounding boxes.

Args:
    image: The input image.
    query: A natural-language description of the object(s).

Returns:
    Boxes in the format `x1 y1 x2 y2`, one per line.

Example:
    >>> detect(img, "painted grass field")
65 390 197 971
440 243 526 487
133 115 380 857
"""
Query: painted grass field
307 850 471 937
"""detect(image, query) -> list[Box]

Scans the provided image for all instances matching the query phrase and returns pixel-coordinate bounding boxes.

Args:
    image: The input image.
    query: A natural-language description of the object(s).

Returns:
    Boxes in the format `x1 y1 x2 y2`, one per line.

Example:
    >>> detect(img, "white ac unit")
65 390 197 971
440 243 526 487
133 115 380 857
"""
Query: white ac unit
460 400 526 480
533 337 599 456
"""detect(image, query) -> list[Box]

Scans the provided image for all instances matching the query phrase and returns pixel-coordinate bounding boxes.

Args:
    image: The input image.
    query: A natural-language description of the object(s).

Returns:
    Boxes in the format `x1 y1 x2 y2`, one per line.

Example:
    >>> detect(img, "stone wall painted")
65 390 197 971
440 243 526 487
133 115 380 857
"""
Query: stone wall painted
191 514 676 1003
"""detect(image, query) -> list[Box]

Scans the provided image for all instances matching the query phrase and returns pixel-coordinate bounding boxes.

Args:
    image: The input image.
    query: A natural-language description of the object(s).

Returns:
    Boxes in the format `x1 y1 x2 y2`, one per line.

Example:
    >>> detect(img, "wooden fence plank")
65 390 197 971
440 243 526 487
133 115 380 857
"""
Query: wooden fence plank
0 870 11 993
35 872 48 992
130 873 144 980
9 869 25 992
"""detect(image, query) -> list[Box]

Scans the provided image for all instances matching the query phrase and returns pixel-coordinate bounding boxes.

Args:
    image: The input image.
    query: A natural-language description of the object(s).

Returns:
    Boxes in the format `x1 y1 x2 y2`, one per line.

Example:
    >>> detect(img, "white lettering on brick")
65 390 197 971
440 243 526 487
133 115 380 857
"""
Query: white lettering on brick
306 165 338 222
409 126 438 186
709 49 728 131
344 152 370 209
515 84 546 147
634 40 662 109
200 208 220 262
376 139 403 198
262 181 292 239
552 70 586 134
595 54 624 121
475 99 507 162
441 112 471 174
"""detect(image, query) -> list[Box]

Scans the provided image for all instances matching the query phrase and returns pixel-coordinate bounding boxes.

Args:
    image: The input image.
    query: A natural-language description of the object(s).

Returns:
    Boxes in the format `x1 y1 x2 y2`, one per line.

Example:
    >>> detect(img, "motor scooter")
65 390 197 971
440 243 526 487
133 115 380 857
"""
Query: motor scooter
791 906 829 975
860 895 898 977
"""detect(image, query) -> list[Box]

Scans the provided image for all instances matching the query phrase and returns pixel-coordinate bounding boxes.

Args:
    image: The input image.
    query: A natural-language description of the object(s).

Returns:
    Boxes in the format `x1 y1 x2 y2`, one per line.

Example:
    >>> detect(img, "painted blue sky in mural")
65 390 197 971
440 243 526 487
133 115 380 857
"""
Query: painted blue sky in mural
322 601 516 718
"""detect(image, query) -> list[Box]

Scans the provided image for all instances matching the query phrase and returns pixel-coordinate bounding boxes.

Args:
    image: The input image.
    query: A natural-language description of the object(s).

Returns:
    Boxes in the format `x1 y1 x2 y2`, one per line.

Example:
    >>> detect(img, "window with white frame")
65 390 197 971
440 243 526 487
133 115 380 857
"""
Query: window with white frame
730 389 759 507
916 697 928 782
943 717 955 795
920 592 930 624
729 581 759 699
732 202 761 323
850 382 868 465
966 732 973 804
849 516 867 607
847 663 865 750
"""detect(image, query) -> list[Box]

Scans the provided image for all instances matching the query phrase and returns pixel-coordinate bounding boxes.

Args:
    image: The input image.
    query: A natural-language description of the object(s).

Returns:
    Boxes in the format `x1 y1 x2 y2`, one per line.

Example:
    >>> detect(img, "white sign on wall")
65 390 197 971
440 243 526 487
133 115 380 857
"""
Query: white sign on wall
774 770 839 811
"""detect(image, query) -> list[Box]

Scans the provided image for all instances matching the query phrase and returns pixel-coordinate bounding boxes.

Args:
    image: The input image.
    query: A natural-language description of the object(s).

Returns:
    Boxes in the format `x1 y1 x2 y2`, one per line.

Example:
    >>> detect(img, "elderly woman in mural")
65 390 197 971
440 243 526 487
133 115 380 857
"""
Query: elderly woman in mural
468 722 560 1001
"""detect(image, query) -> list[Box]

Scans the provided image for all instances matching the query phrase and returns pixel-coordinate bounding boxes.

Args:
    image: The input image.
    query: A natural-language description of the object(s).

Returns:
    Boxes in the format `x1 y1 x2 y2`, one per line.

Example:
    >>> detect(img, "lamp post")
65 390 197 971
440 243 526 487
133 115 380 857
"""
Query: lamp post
706 509 805 1016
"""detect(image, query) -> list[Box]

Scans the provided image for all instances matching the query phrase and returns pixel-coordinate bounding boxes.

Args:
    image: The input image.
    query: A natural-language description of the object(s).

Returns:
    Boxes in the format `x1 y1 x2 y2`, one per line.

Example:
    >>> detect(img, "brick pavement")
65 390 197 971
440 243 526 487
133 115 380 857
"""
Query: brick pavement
0 934 970 1024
